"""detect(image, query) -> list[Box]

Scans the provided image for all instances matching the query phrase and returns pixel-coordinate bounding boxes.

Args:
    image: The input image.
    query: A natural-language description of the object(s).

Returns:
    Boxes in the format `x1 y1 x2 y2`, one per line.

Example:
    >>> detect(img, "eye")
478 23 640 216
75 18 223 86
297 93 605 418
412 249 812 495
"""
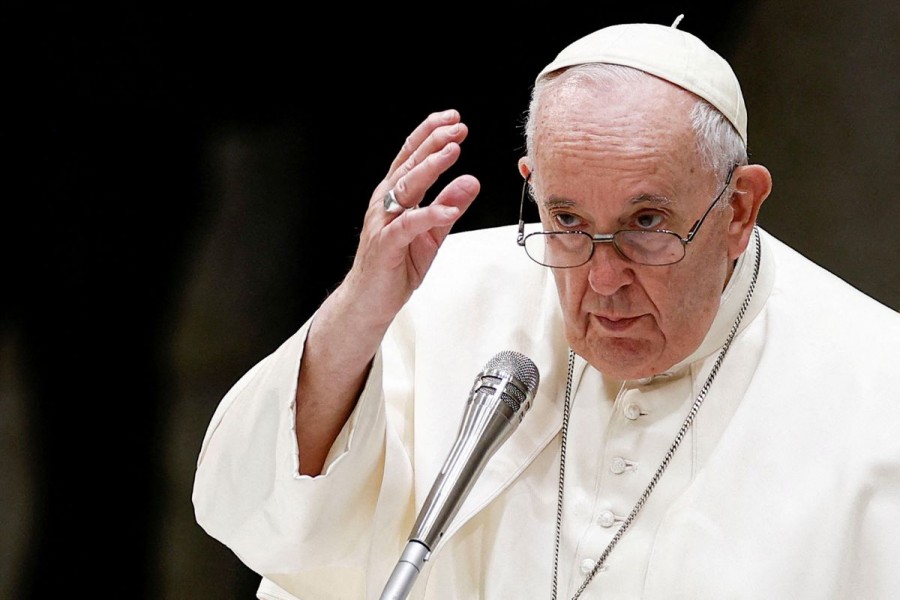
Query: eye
633 212 664 230
551 211 586 230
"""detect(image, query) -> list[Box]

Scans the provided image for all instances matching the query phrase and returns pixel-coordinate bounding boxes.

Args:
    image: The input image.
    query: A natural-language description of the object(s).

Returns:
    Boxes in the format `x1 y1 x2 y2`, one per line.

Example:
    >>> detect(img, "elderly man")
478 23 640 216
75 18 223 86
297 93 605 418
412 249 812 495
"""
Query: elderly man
193 20 900 600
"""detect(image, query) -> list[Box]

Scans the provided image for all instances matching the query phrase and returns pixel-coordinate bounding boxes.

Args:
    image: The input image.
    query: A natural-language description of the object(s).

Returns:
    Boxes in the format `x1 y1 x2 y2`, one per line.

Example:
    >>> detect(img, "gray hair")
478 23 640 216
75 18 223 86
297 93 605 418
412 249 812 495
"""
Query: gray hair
523 63 747 186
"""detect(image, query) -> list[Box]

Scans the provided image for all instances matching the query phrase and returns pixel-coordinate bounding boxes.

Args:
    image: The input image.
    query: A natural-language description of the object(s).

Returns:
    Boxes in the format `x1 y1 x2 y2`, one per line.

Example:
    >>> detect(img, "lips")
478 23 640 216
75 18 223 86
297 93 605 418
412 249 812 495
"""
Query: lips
595 314 642 332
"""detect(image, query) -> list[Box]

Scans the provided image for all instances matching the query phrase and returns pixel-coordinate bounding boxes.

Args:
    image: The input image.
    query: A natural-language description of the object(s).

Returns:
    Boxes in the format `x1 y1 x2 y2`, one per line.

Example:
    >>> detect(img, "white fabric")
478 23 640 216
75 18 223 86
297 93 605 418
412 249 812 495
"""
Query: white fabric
193 225 900 599
536 22 748 144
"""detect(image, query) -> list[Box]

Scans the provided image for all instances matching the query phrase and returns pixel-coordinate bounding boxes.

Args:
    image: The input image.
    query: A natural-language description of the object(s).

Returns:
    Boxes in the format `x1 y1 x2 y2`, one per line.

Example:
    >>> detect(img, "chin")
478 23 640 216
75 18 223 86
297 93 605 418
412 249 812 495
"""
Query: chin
578 336 663 380
599 361 659 381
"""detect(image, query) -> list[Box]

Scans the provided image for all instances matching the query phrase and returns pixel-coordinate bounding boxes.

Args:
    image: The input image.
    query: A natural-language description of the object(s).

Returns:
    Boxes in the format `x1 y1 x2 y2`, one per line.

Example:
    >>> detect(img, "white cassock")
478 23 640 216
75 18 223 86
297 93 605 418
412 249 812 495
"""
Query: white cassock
193 225 900 600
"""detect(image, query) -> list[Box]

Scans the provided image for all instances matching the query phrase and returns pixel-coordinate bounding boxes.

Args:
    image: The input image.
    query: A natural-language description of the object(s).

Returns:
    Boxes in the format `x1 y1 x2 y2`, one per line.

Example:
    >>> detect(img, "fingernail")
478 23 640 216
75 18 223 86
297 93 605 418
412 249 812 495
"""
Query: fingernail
440 206 460 218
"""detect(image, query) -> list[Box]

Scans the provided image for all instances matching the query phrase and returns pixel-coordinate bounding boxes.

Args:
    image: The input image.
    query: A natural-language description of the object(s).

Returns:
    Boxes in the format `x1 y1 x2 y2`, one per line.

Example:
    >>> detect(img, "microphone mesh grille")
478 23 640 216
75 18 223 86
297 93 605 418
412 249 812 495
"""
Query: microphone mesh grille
483 350 540 397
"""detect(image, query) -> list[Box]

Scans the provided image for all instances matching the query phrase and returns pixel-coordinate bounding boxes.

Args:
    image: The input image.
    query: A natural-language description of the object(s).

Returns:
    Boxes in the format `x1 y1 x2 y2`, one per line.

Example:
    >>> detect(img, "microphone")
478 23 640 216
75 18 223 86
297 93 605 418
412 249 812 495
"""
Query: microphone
379 350 540 600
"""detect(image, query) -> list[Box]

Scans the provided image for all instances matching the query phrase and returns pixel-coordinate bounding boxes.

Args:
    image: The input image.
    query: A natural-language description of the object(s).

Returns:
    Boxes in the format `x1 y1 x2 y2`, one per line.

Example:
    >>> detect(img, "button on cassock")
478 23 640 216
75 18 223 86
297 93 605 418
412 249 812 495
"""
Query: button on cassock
624 403 643 420
580 558 597 574
598 510 617 527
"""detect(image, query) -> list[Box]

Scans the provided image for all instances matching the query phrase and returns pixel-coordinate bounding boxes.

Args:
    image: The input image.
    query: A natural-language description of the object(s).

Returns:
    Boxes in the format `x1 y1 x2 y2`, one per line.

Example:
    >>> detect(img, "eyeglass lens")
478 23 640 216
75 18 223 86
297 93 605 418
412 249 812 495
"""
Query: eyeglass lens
525 230 685 268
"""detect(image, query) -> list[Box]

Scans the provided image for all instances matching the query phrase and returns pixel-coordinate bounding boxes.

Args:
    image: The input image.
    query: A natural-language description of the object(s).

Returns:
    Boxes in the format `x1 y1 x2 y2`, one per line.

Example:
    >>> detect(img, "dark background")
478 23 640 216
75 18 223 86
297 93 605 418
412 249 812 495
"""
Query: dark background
3 2 898 598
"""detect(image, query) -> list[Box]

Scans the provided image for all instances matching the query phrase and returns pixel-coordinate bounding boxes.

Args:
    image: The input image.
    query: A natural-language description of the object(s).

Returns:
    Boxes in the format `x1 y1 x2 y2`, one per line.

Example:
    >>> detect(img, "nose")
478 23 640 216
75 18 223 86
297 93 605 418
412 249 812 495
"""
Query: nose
586 243 634 296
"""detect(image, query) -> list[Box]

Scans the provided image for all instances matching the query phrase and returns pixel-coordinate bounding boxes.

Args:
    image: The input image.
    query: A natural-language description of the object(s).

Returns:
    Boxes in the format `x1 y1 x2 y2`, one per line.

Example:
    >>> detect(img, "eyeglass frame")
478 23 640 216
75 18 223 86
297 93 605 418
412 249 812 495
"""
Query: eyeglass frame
516 164 738 268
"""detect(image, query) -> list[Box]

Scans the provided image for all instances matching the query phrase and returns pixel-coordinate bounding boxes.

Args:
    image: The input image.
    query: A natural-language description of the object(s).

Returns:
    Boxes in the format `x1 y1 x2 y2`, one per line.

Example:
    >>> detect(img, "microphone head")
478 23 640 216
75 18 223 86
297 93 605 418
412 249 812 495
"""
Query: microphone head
478 350 540 415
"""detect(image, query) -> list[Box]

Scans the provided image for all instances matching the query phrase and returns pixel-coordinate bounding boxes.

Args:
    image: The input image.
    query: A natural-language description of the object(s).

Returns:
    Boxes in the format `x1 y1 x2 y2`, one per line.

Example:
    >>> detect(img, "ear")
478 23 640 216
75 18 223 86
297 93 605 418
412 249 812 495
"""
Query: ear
518 157 532 180
727 164 772 260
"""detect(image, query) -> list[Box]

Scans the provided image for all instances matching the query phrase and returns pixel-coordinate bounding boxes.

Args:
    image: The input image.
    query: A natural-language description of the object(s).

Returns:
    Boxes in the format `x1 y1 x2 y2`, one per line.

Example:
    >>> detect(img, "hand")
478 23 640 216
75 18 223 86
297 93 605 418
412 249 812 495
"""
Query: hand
295 110 479 474
344 109 481 326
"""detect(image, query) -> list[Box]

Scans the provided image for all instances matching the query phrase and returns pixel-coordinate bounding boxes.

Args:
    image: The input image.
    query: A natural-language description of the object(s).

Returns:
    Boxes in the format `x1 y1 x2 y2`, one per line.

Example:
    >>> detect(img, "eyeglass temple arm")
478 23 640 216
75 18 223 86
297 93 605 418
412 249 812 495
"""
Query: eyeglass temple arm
685 164 738 243
517 175 531 246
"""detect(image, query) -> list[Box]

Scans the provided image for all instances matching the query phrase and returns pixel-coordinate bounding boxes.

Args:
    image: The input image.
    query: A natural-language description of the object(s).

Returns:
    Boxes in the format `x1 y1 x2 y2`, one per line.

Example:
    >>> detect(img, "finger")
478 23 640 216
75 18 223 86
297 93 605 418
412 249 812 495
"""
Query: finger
385 175 481 248
387 109 461 175
349 174 480 320
391 120 468 185
384 118 469 208
388 138 464 212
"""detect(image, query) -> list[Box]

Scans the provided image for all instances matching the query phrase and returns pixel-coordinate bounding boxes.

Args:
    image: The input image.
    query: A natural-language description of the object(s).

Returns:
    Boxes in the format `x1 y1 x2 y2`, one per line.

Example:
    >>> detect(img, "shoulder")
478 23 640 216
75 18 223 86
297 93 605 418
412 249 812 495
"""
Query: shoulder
742 231 900 461
436 224 526 262
396 222 561 343
423 224 548 291
762 228 900 328
388 224 567 385
758 228 900 386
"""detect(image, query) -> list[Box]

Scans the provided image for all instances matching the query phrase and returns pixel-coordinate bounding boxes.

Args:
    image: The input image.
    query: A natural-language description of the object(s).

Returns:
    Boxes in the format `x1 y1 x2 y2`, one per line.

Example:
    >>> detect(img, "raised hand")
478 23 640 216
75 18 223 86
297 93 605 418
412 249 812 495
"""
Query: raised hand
346 109 481 324
296 109 480 475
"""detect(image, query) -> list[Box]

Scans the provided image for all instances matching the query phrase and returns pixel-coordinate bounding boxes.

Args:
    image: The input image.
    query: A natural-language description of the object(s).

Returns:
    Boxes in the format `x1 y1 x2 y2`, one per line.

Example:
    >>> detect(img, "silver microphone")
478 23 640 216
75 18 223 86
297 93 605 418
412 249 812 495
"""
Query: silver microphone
380 350 540 600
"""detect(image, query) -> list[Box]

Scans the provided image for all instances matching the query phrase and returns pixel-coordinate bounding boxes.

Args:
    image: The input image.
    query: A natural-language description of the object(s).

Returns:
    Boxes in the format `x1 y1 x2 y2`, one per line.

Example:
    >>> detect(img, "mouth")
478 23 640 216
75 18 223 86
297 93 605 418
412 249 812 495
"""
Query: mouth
595 314 642 332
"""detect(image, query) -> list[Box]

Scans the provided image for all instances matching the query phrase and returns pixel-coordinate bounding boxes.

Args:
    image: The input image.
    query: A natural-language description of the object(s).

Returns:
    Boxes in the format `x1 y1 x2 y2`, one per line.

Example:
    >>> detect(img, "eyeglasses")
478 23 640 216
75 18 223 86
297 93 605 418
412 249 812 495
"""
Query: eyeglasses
516 165 737 268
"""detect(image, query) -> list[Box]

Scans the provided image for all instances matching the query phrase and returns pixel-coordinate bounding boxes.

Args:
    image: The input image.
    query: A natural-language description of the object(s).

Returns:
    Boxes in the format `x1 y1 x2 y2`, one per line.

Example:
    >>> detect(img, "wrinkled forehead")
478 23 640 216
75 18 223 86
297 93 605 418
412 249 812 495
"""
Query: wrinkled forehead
531 73 705 185
535 68 699 136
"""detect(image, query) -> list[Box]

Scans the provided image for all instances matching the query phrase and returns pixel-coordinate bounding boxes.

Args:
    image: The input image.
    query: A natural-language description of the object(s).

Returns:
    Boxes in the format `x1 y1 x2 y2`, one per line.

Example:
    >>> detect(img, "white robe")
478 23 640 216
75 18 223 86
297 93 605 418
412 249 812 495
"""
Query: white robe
192 225 900 599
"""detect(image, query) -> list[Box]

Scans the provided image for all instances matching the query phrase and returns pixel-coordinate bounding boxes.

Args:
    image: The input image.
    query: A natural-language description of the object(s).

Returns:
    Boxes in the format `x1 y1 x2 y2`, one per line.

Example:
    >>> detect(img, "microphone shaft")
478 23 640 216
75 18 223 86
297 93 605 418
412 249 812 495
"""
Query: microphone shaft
379 540 429 600
379 352 539 600
410 397 518 549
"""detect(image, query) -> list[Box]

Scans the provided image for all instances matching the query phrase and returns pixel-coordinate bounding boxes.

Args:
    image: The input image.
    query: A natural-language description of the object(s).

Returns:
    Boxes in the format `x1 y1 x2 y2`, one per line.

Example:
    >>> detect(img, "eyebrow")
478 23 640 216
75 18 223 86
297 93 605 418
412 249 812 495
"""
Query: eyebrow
630 193 673 207
542 193 674 210
543 197 576 210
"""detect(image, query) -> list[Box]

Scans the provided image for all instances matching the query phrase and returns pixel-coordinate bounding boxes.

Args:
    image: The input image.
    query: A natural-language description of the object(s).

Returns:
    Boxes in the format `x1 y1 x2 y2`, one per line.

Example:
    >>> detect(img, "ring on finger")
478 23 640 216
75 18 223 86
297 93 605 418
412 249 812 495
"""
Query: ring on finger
383 188 419 214
383 189 406 214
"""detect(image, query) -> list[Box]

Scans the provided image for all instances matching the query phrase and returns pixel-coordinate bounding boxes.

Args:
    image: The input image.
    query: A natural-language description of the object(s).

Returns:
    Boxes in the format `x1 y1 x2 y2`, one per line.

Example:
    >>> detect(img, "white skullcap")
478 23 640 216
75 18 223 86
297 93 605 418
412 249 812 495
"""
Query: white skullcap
537 20 747 145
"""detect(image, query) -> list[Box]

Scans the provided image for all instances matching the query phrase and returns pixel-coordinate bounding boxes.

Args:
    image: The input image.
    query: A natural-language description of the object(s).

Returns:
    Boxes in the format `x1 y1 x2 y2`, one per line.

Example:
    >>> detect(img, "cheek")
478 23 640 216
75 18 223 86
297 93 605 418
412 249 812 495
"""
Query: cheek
657 248 730 333
666 282 712 334
552 269 589 315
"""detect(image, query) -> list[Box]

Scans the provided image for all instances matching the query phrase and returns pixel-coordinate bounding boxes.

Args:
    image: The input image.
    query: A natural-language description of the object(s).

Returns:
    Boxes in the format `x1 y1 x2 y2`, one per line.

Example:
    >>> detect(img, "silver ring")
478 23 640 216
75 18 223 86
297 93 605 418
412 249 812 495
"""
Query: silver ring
383 189 405 214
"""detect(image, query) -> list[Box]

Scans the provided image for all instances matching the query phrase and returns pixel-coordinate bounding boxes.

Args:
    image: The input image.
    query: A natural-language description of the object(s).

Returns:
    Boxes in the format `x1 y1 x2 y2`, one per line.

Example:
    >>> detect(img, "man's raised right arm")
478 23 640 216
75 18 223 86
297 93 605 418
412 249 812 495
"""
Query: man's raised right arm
294 109 481 475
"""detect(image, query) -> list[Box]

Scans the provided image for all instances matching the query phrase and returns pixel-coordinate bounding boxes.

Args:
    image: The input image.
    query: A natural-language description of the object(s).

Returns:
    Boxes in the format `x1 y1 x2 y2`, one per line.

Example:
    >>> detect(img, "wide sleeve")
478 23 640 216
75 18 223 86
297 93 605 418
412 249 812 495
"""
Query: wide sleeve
191 315 413 578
